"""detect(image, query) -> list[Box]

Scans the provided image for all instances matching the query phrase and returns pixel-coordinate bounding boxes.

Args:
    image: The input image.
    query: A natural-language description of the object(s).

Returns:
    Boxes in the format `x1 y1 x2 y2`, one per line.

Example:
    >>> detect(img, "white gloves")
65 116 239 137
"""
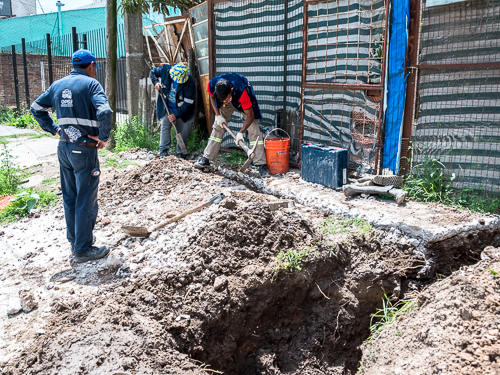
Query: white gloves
236 132 245 146
214 115 226 130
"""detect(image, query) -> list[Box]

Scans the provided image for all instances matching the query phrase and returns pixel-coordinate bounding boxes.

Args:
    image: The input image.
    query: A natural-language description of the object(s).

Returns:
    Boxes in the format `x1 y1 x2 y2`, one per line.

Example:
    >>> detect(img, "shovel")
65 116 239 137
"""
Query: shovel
221 122 259 172
159 85 188 155
121 193 225 237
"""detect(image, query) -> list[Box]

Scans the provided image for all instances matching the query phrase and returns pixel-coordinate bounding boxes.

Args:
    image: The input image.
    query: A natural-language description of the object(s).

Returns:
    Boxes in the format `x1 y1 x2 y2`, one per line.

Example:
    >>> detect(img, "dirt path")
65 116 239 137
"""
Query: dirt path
0 141 499 374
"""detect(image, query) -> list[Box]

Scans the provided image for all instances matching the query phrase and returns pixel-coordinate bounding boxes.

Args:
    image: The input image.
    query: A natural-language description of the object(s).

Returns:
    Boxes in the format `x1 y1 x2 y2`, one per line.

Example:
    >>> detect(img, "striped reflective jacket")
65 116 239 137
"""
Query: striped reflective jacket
30 68 112 143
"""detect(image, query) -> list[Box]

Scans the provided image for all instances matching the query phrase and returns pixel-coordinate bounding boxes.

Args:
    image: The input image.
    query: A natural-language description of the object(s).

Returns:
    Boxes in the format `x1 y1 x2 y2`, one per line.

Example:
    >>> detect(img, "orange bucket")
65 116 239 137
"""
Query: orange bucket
264 128 290 174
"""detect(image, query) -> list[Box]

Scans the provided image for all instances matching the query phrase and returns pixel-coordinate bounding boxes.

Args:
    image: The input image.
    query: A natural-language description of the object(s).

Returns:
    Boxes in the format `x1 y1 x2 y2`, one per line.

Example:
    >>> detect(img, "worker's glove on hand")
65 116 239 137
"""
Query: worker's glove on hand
236 132 245 146
214 115 225 130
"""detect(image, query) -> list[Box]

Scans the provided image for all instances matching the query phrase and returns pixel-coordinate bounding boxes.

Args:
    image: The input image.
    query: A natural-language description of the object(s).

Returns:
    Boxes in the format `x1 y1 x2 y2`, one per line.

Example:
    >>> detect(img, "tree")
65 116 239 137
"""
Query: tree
106 0 118 149
119 0 202 15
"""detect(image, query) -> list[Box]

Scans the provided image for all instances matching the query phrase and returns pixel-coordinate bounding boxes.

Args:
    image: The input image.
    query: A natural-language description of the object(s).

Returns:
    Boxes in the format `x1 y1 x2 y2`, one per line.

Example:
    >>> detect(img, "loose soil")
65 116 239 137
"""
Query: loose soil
0 149 499 374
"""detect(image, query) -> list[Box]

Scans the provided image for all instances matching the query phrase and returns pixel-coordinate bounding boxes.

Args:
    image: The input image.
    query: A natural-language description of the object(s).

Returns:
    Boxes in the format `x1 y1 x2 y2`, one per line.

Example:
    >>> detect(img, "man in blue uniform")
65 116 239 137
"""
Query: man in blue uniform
150 63 196 158
194 73 270 177
30 49 112 263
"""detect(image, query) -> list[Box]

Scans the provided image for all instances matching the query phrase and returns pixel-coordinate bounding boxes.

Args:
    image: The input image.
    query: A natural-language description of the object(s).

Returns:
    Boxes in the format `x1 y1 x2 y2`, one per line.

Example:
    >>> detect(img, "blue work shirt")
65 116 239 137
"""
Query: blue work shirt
30 68 113 143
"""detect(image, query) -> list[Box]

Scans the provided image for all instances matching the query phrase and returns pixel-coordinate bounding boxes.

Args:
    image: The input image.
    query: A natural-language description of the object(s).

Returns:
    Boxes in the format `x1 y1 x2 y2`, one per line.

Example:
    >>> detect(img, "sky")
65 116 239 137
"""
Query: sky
36 0 97 14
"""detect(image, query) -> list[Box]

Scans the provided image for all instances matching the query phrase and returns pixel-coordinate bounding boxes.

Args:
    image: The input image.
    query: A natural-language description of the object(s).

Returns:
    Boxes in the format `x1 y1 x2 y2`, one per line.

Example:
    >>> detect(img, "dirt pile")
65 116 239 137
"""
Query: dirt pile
360 246 500 375
1 200 428 374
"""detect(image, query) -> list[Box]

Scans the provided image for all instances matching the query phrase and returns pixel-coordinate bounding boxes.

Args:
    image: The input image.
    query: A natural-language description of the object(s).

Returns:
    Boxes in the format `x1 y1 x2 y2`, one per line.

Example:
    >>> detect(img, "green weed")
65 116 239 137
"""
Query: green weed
114 116 160 152
0 107 16 125
404 157 455 204
170 125 208 155
488 268 498 275
0 189 59 223
450 187 500 214
10 112 41 130
41 177 58 185
0 144 21 195
321 215 372 237
272 247 311 281
367 294 416 342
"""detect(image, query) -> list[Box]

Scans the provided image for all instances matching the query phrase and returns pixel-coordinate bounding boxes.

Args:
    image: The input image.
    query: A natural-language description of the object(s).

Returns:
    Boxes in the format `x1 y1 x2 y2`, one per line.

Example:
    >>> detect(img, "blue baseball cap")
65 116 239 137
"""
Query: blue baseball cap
72 49 101 69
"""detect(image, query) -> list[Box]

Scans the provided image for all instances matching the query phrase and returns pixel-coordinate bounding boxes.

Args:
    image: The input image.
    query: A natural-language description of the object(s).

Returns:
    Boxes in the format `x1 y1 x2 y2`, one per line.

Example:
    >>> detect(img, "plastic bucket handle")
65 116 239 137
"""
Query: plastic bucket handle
265 128 290 143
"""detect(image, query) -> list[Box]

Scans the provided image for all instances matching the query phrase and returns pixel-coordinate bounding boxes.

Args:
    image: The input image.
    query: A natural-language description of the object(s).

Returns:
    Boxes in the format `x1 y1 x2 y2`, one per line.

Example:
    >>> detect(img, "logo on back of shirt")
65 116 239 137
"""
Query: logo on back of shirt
61 89 73 107
64 126 81 142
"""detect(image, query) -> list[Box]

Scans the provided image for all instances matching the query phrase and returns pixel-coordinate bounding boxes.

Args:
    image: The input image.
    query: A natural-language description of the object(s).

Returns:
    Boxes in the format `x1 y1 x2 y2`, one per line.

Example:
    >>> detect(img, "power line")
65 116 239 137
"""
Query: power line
37 0 45 14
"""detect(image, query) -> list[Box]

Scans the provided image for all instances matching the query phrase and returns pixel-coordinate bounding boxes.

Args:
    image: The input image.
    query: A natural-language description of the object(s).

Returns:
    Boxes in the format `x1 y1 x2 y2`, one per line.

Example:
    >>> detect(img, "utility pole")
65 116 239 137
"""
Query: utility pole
106 0 117 149
124 12 144 118
56 1 64 40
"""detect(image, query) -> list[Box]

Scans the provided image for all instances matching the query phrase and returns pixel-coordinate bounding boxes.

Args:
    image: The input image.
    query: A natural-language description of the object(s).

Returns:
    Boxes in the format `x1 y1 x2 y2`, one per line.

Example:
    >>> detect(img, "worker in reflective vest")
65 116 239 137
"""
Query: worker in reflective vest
194 73 270 178
30 49 112 263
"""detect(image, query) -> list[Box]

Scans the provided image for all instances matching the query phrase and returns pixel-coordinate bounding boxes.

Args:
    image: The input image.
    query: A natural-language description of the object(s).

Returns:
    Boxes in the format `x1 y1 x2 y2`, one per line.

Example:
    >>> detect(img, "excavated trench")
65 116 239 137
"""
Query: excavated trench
161 211 500 374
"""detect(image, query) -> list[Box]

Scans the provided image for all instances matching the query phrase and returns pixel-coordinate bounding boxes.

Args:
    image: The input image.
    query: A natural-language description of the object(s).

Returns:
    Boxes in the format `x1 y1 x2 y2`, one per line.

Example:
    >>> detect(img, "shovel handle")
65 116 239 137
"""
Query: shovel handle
148 194 224 233
221 123 251 153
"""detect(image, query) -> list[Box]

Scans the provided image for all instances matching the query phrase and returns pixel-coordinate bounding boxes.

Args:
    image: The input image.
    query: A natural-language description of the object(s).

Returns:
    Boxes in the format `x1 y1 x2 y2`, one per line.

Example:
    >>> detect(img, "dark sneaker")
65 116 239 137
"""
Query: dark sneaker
194 156 210 169
70 234 96 258
258 164 271 178
72 245 110 264
160 150 169 158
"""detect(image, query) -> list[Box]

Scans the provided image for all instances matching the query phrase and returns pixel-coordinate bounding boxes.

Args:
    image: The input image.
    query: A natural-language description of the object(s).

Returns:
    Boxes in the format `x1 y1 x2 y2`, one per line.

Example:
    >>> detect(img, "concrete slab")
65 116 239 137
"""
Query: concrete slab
220 169 500 245
0 125 36 137
6 137 59 168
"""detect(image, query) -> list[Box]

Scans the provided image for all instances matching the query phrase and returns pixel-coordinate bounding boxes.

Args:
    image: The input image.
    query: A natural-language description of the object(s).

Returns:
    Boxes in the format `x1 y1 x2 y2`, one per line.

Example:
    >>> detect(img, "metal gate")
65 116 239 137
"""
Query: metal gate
412 0 500 193
301 0 388 173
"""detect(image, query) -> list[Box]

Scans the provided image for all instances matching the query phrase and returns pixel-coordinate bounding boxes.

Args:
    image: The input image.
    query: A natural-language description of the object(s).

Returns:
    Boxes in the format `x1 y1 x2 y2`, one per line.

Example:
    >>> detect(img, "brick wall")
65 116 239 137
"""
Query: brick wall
0 53 73 109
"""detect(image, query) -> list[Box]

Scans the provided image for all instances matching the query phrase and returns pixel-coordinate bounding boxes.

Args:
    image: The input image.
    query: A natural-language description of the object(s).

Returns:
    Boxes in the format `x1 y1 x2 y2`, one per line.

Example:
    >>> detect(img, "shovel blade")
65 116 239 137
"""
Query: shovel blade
121 225 150 237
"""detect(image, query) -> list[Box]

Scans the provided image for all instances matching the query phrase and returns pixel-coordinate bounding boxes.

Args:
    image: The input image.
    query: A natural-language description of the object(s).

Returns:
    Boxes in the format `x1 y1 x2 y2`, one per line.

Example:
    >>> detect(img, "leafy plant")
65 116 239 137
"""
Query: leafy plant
41 177 58 185
367 294 416 342
0 189 58 223
10 112 41 130
450 187 500 214
321 215 372 237
488 268 498 275
114 116 160 152
404 157 455 204
0 107 16 125
170 125 208 155
0 144 20 196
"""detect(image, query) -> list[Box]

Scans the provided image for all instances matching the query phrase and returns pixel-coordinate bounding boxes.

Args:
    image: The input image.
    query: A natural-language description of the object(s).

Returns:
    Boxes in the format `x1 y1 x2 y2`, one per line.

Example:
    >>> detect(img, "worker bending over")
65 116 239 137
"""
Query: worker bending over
194 73 270 178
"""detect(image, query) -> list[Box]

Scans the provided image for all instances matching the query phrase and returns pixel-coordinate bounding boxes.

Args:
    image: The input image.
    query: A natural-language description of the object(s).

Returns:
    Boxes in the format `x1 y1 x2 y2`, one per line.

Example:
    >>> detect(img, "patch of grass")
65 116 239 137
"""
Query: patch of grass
27 133 52 139
0 133 41 143
405 157 500 214
114 116 160 152
320 215 372 237
272 247 312 281
103 156 134 169
170 124 208 155
0 189 59 223
450 187 500 214
217 149 247 165
98 149 111 158
367 294 416 342
41 177 58 185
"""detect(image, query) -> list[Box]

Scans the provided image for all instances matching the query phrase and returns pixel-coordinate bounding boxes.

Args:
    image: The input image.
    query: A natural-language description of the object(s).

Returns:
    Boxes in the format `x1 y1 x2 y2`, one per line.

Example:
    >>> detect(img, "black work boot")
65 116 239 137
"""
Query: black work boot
194 156 210 169
258 164 271 178
72 245 110 264
70 234 96 259
160 149 169 158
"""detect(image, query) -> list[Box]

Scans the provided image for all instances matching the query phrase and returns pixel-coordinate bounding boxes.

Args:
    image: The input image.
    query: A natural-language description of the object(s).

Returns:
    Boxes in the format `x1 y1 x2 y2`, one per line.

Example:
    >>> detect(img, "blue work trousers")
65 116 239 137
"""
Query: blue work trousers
57 142 100 254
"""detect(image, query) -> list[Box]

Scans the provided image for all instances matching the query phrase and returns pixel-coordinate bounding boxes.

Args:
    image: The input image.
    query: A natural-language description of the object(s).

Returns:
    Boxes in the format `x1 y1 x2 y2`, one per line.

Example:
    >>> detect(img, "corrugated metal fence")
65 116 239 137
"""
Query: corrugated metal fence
412 0 500 193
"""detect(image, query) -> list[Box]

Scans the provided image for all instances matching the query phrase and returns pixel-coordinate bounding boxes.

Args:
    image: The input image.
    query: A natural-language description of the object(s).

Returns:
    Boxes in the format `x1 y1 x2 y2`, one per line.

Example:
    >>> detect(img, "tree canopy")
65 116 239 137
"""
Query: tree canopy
119 0 202 15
